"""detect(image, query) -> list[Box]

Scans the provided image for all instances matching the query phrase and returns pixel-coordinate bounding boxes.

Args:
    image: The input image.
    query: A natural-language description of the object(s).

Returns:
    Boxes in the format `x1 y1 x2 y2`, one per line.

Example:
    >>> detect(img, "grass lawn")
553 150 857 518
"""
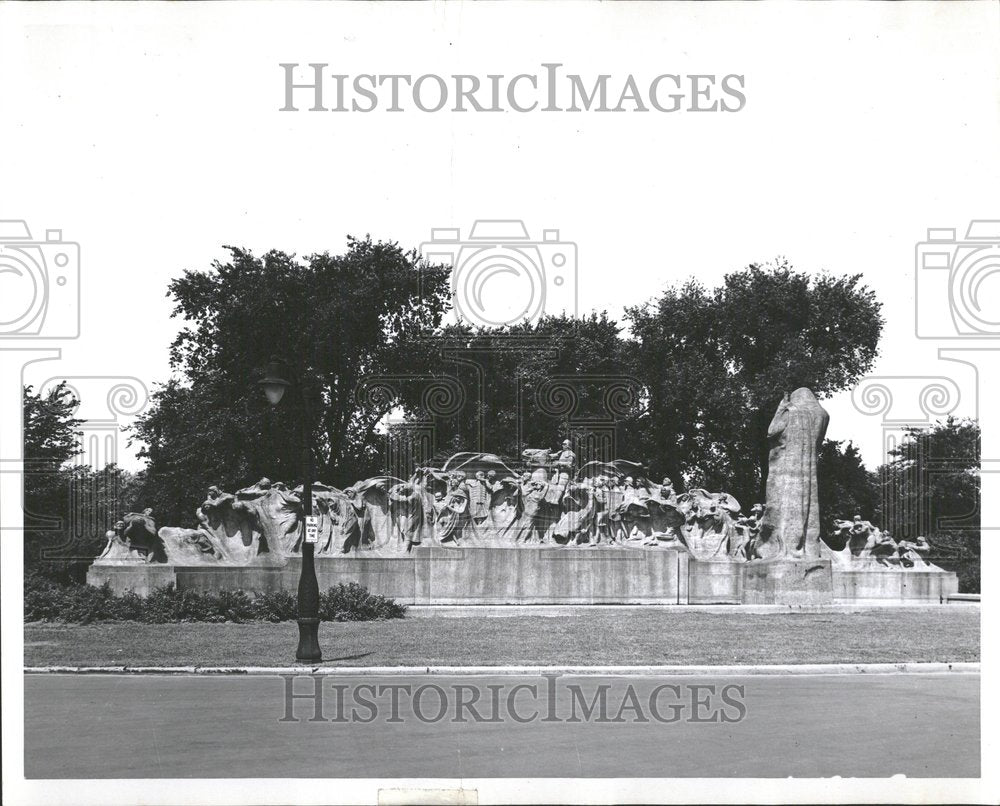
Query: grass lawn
24 607 979 667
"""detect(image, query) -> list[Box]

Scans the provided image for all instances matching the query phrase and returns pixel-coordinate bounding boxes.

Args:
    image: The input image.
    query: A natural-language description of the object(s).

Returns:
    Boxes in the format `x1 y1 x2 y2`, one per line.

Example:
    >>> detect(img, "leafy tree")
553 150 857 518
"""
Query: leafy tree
715 261 883 405
817 439 880 536
716 261 883 489
876 417 980 592
388 313 637 473
129 237 452 524
624 279 750 494
23 384 136 581
128 249 884 526
23 383 84 574
626 260 883 505
23 382 83 467
392 261 882 511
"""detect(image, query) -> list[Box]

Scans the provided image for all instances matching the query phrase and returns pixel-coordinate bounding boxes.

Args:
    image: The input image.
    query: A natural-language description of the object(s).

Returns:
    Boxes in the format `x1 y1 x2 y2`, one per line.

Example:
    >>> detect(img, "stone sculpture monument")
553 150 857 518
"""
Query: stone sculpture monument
743 387 835 604
824 516 942 570
754 388 829 559
88 393 959 604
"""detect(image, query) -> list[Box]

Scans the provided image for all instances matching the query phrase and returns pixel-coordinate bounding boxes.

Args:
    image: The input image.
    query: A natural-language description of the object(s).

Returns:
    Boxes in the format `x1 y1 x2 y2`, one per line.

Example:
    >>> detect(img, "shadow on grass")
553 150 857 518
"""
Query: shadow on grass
325 651 375 662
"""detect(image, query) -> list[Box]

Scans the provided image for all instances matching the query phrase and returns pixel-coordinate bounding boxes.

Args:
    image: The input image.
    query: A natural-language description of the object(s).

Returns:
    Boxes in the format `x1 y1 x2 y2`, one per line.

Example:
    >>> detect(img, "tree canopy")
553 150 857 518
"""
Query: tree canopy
385 312 638 474
123 244 885 526
23 382 83 469
817 438 880 536
129 237 452 524
126 251 886 520
389 259 885 509
23 383 136 581
876 417 980 591
625 260 884 504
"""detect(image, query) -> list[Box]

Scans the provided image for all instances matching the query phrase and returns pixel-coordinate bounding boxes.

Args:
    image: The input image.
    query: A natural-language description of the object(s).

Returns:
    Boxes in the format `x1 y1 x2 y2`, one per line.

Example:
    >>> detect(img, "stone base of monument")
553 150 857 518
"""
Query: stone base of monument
87 564 178 596
415 547 689 605
294 547 691 605
100 547 688 605
87 550 963 606
687 560 743 604
740 558 834 606
173 564 296 594
834 568 959 604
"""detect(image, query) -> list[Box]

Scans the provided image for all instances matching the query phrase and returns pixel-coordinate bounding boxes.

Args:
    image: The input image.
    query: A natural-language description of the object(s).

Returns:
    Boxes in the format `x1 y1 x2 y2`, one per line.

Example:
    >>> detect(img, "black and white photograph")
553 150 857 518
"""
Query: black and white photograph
1 2 996 804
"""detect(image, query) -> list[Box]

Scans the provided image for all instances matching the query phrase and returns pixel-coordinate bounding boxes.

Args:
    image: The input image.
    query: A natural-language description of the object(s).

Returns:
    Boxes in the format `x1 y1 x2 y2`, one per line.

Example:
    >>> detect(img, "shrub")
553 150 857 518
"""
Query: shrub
23 572 65 622
23 573 406 624
250 590 298 622
321 582 408 621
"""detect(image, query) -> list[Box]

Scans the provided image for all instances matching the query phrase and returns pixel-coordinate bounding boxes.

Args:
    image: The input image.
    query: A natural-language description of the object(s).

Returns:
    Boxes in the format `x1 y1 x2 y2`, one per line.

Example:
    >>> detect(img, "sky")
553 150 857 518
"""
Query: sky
2 2 999 473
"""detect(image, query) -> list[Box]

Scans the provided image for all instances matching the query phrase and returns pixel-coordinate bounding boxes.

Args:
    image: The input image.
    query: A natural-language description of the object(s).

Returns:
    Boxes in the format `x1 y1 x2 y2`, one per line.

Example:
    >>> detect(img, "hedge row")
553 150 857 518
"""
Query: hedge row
24 573 406 624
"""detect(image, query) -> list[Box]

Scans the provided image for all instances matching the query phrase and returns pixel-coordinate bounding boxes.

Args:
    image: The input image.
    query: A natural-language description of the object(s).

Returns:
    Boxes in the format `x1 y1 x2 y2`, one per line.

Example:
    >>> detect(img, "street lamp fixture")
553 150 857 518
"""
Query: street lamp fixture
258 358 292 406
257 356 322 664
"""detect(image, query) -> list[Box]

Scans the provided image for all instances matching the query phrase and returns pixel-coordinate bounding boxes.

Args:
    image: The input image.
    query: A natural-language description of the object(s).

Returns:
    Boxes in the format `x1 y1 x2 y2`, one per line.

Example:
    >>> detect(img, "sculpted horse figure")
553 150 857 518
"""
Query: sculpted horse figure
552 482 599 545
97 510 172 564
157 480 293 565
675 489 742 560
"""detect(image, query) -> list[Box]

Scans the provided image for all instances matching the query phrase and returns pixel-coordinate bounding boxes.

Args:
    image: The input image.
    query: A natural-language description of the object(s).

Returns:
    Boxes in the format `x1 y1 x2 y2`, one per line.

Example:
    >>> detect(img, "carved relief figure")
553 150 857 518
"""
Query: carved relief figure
553 481 599 545
434 472 478 545
387 475 434 552
896 535 933 568
97 520 146 563
467 471 491 527
247 482 302 556
516 467 554 544
733 503 764 560
118 509 167 563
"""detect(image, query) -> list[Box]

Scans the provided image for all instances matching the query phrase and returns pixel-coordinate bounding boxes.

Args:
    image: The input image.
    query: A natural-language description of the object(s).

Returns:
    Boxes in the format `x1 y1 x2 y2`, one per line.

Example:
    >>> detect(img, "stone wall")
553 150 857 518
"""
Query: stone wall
834 568 959 604
87 547 959 605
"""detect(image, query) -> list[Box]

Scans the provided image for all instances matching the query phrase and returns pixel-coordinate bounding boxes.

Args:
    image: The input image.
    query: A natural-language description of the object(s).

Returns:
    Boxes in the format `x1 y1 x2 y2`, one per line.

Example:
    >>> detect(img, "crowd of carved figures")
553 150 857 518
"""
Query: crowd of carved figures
98 443 940 571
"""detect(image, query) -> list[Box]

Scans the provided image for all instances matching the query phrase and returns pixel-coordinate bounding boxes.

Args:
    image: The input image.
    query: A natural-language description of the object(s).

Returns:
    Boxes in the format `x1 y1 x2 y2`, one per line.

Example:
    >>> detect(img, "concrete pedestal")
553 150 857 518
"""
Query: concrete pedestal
89 547 688 605
741 558 834 606
834 568 959 604
688 560 742 604
285 547 689 605
86 564 177 596
410 546 687 605
87 551 963 606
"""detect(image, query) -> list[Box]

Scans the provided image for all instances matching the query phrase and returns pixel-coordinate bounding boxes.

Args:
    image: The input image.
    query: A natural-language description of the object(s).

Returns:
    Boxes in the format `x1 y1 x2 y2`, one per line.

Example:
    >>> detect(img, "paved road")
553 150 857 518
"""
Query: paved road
24 672 979 779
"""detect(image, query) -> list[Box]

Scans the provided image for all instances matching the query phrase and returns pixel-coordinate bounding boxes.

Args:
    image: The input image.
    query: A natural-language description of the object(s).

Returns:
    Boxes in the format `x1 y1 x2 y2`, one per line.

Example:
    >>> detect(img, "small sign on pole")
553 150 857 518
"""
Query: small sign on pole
305 516 319 544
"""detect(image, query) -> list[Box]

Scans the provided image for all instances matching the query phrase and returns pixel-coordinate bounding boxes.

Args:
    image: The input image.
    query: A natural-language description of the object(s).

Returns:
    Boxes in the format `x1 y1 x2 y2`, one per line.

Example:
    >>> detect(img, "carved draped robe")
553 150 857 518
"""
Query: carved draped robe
758 388 829 560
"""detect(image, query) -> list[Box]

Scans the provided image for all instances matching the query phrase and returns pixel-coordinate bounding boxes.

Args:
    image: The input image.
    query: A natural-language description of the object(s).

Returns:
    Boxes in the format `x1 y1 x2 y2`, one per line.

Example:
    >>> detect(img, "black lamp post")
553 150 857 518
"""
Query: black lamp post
258 357 322 663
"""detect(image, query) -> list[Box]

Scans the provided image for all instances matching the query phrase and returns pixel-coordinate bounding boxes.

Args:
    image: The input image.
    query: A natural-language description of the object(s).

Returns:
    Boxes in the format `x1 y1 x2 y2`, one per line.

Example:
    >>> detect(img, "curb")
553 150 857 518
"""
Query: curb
23 662 980 677
405 603 980 617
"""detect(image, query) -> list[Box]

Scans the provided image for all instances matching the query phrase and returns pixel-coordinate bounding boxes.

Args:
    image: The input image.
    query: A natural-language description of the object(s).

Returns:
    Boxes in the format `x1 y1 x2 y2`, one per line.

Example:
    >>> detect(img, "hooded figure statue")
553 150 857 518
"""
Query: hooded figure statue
755 387 830 560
